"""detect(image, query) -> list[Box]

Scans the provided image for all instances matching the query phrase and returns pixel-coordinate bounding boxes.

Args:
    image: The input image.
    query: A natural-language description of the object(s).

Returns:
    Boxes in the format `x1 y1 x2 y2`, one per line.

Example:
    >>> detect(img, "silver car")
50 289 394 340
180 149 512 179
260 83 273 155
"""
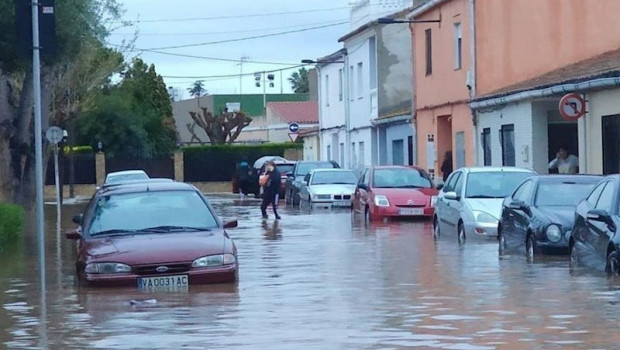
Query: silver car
299 169 358 208
434 167 536 242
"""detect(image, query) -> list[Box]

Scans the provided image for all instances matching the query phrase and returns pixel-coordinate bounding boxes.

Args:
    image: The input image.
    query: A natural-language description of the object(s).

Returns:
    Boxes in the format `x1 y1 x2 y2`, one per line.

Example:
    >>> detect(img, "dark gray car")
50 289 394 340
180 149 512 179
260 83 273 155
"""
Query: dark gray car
285 161 339 205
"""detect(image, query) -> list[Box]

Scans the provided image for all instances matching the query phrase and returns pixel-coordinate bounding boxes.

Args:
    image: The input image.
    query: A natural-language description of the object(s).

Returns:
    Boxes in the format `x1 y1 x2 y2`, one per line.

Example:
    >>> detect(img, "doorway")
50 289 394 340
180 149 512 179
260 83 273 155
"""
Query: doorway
602 114 620 174
436 115 453 175
547 122 578 173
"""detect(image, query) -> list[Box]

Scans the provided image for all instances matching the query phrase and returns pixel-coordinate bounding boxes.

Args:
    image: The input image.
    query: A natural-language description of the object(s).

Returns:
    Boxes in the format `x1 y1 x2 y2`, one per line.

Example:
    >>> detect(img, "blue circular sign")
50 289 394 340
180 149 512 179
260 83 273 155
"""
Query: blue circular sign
288 122 300 133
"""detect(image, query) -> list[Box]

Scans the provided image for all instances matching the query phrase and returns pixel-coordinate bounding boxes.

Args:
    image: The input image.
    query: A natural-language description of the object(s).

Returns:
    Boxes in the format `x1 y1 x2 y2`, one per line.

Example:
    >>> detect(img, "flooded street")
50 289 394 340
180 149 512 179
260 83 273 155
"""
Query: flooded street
1 195 620 349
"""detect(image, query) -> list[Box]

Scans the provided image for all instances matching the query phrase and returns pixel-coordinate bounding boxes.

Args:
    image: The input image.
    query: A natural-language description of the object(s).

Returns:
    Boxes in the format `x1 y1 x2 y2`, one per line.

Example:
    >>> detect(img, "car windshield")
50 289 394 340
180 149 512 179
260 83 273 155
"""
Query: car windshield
372 168 433 189
106 173 148 184
297 162 335 176
311 171 357 185
87 190 218 236
276 164 295 175
466 171 534 198
535 181 598 207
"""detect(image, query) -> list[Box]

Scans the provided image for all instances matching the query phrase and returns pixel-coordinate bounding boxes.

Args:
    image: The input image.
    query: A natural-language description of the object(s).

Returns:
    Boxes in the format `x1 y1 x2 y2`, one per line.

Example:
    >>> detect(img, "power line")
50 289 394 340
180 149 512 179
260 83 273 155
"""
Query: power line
113 6 350 23
161 64 306 79
129 22 348 51
109 19 349 36
124 49 300 66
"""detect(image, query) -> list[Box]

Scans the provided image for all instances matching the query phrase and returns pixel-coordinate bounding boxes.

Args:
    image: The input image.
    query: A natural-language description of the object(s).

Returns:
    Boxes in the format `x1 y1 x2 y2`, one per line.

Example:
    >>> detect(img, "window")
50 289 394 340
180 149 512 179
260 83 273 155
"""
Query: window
482 128 492 166
586 182 606 207
358 142 365 167
535 181 598 207
454 172 464 197
349 65 354 101
512 180 533 202
369 36 377 90
339 143 345 168
455 131 465 168
454 22 462 70
392 139 404 165
326 145 331 161
425 29 432 75
372 168 433 188
595 182 615 212
357 62 364 98
324 74 330 106
408 136 414 165
338 68 343 101
500 124 515 166
351 142 357 168
443 172 461 192
311 171 357 185
465 171 534 198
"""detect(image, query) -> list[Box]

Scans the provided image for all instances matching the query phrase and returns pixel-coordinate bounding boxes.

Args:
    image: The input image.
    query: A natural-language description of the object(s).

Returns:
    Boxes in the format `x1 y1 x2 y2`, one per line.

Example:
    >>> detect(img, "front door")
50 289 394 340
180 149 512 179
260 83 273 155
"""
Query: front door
602 115 620 174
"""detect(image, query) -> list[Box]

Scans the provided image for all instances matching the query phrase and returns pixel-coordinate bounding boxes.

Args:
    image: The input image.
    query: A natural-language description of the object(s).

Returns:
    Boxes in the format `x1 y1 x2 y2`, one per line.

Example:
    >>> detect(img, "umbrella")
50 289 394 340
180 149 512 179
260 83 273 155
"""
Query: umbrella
253 156 287 169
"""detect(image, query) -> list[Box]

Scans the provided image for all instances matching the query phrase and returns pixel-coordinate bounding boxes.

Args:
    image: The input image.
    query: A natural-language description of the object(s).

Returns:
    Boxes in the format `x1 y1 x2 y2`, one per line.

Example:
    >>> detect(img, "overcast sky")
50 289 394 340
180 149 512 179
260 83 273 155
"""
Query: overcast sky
108 0 352 98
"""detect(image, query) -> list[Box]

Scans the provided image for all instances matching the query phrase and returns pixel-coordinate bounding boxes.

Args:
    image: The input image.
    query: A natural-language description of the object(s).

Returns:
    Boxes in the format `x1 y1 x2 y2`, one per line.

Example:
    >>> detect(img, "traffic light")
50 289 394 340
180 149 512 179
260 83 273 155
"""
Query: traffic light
15 0 56 59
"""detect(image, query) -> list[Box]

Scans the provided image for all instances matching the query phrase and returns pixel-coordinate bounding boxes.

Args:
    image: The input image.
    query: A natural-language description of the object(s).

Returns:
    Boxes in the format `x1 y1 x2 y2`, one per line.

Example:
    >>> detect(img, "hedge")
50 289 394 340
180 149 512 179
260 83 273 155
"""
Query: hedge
182 142 302 154
0 203 25 246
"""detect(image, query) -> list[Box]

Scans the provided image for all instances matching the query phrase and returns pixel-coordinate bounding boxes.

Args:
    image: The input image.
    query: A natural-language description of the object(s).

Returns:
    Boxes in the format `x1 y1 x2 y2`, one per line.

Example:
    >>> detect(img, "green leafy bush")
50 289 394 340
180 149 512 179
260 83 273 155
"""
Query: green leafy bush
0 203 24 245
181 142 302 154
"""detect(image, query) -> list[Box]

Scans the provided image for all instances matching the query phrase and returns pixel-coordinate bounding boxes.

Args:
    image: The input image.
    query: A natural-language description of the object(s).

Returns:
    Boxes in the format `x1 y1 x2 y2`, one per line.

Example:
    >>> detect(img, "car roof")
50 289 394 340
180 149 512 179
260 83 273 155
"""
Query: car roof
536 174 603 183
371 165 425 171
106 170 147 176
311 168 353 173
98 179 195 195
459 166 535 173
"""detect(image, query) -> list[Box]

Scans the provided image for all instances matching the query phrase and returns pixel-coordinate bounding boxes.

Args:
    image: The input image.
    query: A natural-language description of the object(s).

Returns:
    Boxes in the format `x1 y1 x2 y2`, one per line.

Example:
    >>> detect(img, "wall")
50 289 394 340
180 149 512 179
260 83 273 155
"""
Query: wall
350 0 414 30
413 0 471 109
385 123 413 165
475 101 535 169
350 129 373 171
582 88 620 174
321 129 347 164
319 61 346 130
346 32 376 129
377 20 412 117
476 0 620 95
302 134 320 161
531 101 552 174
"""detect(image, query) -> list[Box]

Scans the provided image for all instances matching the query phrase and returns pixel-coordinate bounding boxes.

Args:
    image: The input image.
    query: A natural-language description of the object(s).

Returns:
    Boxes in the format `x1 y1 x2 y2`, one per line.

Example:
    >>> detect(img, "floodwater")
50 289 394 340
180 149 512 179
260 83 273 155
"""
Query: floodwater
1 195 620 349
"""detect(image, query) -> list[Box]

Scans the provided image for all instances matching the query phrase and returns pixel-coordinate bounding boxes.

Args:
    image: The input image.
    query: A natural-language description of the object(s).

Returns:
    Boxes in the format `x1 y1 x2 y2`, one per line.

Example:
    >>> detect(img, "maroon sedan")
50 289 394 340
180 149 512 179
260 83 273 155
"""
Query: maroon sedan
66 180 238 288
352 166 439 223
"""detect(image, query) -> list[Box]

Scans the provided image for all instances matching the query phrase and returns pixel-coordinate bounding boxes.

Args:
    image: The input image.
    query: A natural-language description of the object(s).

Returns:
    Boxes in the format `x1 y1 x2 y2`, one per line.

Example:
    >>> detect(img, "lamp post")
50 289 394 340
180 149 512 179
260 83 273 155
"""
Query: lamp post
302 55 349 168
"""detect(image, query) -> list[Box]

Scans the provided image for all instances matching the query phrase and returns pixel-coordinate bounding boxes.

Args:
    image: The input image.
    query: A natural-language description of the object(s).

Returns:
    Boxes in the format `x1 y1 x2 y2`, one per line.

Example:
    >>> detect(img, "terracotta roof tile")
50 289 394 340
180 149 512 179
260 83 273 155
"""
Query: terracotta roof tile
299 126 319 137
267 101 318 124
477 48 620 100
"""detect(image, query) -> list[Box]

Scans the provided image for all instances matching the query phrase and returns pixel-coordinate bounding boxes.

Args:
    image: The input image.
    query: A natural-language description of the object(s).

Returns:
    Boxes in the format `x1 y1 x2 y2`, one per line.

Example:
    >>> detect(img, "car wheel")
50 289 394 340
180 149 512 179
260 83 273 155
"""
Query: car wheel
498 226 506 256
457 222 466 244
605 250 620 276
526 234 536 260
433 217 440 240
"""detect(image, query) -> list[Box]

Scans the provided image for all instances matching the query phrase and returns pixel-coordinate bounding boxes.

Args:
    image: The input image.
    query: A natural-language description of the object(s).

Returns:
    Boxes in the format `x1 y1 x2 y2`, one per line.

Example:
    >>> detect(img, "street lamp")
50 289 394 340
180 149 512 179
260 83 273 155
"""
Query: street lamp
301 56 350 168
377 16 442 24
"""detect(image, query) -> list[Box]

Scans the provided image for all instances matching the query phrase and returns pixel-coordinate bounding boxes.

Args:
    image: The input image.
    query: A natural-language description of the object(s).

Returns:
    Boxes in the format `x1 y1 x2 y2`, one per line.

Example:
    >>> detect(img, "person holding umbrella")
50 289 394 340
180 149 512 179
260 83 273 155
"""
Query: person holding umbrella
260 161 282 220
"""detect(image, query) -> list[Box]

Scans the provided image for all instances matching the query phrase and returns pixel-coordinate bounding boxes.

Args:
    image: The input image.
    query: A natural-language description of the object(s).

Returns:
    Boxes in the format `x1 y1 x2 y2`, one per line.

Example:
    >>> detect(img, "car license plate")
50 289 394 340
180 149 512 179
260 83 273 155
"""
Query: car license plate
137 275 189 290
399 208 424 216
334 200 350 207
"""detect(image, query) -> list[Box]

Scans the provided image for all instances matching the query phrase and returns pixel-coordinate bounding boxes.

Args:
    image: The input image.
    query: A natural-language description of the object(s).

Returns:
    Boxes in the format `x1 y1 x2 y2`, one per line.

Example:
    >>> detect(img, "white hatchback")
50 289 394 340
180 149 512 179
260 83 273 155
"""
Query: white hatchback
434 167 536 242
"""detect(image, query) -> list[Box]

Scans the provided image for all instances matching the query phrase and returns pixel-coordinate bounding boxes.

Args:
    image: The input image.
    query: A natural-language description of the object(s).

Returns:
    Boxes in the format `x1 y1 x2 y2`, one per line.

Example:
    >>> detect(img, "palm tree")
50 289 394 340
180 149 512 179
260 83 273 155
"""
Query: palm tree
187 80 207 98
288 68 309 93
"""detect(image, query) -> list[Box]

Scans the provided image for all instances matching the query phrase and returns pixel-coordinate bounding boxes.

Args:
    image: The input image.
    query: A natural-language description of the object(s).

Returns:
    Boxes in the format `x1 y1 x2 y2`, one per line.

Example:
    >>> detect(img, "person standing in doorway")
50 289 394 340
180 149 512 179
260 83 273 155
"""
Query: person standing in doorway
236 158 251 199
549 145 579 174
441 150 453 182
260 161 282 220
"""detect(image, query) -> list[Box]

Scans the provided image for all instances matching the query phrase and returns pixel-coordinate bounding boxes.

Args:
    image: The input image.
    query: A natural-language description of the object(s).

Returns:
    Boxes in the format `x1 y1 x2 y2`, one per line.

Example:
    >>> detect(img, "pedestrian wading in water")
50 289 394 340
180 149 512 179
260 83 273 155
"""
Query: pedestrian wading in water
260 161 282 220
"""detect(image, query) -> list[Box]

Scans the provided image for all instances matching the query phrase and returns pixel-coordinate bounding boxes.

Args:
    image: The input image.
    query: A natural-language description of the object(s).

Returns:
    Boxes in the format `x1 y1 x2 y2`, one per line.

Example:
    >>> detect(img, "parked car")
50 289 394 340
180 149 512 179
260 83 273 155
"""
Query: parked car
434 167 536 243
499 175 601 257
352 166 438 223
570 175 620 275
66 179 239 288
298 169 358 207
285 160 340 205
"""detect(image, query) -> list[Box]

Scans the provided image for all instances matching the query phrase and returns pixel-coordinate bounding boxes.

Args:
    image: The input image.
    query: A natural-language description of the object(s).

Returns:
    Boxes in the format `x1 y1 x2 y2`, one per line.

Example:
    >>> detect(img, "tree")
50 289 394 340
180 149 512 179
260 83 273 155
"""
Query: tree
189 108 252 145
288 67 309 93
187 80 206 98
0 0 125 205
75 58 178 158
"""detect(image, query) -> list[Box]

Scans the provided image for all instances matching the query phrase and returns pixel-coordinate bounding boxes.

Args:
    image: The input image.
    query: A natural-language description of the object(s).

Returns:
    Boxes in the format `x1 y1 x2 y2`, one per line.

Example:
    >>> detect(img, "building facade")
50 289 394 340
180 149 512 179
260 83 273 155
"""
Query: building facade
471 0 620 175
265 101 318 143
410 0 474 182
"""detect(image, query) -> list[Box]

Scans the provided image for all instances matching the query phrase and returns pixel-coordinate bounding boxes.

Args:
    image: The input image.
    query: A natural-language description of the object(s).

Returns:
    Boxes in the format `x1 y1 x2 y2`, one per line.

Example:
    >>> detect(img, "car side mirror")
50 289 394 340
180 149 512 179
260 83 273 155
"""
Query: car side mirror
436 184 444 191
586 209 614 228
509 200 526 210
65 230 82 240
223 220 238 229
444 191 459 201
72 214 83 224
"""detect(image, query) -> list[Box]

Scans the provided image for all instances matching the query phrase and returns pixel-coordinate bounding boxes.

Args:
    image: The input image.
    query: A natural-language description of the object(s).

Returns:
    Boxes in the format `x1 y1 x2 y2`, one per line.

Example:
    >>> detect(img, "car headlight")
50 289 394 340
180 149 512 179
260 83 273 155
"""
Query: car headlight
85 262 131 274
546 224 562 243
374 195 390 207
430 196 438 207
472 211 497 223
192 254 236 268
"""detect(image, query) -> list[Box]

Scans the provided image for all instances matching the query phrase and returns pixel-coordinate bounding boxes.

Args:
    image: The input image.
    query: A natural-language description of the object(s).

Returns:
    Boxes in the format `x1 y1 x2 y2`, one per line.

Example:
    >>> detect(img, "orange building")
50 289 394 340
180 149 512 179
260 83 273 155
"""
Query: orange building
409 0 474 182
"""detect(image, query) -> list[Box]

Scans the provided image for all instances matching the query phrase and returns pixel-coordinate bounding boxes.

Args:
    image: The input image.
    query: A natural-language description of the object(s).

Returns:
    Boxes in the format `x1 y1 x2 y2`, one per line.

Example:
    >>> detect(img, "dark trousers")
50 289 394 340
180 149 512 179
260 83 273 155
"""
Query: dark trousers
261 192 280 218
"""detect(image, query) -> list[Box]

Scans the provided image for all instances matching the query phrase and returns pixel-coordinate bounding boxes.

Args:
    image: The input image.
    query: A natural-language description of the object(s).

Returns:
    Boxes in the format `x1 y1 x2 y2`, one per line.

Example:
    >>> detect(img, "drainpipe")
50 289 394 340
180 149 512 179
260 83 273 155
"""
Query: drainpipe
581 93 588 174
316 65 323 160
344 52 352 169
469 0 478 166
409 22 418 166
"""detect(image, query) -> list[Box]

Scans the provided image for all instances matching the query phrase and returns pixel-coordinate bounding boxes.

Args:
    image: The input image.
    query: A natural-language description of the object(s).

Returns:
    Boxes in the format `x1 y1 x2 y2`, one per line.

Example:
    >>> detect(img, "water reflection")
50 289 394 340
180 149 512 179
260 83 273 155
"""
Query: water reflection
0 196 619 349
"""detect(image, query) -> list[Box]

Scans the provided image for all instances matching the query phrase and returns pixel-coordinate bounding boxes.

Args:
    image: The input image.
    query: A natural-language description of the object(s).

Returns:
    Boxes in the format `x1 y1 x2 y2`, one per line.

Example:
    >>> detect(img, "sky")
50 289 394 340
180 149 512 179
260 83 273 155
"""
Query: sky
107 0 353 99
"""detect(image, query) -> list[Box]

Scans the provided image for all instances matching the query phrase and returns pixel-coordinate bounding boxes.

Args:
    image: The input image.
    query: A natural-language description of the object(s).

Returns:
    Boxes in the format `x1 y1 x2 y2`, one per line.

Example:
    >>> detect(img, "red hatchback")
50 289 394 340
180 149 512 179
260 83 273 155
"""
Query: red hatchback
353 166 439 223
